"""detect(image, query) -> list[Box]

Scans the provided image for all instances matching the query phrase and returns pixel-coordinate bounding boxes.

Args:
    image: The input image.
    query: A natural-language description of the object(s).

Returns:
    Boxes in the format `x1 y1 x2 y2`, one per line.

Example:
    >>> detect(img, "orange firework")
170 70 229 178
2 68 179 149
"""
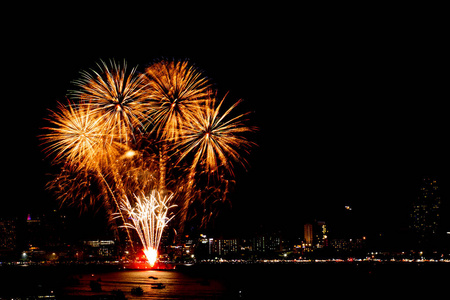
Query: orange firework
41 58 257 239
41 101 121 171
171 93 256 232
72 60 150 144
175 93 256 177
144 59 211 141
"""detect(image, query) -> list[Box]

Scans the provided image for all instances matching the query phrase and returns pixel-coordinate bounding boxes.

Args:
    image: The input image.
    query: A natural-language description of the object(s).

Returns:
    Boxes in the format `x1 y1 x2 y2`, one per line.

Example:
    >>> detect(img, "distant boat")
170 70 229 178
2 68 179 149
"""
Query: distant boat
131 286 144 295
151 282 166 289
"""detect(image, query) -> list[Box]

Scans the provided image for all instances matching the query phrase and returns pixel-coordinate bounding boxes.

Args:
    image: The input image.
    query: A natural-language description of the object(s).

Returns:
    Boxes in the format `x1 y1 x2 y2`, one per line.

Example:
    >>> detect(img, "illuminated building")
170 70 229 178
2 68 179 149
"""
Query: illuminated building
331 238 366 254
25 212 68 250
253 236 266 253
26 214 42 249
304 224 313 247
411 177 441 245
316 221 329 248
208 238 238 257
83 240 117 258
0 218 17 254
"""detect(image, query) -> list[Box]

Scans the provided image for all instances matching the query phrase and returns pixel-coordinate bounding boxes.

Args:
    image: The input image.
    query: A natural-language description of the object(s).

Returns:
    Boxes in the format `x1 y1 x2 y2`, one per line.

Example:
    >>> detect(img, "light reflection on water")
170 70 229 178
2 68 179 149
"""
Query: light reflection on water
3 263 449 299
64 269 227 299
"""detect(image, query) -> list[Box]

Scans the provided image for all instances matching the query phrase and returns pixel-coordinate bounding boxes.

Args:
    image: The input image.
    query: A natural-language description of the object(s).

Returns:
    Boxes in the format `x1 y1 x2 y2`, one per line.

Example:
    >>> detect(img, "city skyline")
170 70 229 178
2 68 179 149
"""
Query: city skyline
2 176 448 249
2 199 449 263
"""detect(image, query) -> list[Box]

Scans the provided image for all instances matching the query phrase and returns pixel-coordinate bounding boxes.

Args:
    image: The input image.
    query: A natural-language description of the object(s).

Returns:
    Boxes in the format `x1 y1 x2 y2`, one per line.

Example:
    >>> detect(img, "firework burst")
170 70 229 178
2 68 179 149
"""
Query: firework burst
144 59 211 141
71 60 150 144
175 93 256 177
41 101 120 171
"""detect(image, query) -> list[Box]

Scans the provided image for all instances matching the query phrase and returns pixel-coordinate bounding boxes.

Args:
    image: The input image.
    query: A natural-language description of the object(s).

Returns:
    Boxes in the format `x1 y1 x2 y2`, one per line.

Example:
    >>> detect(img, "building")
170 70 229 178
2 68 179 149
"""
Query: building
331 237 366 254
411 177 442 245
0 217 17 255
209 238 238 257
25 212 69 250
304 224 313 247
83 240 117 259
316 221 329 248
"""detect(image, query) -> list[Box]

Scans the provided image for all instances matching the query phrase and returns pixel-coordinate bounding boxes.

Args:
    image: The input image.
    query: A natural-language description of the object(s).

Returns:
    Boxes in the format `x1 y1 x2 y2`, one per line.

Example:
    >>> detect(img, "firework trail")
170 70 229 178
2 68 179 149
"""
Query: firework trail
119 190 176 267
41 100 139 239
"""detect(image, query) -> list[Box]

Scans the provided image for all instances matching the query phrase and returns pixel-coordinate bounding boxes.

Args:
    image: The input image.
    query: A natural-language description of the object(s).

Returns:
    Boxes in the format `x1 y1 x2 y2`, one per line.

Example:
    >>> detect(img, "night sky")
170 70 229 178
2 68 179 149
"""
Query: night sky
2 7 449 241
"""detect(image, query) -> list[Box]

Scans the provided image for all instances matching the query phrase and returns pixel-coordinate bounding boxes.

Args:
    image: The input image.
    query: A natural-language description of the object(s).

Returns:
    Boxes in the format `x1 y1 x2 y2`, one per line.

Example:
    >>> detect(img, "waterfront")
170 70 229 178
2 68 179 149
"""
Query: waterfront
1 262 449 299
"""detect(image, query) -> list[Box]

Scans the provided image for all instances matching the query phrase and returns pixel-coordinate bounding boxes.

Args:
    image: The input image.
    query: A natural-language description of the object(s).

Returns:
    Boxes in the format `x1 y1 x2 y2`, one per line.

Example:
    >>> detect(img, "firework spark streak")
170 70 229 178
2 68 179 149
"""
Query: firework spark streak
71 60 150 144
118 190 176 267
144 59 211 141
175 93 256 177
41 101 121 171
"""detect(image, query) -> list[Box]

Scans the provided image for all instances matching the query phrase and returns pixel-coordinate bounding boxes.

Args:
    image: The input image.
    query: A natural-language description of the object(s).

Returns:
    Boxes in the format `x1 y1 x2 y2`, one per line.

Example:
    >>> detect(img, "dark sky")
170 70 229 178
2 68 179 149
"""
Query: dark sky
2 6 449 240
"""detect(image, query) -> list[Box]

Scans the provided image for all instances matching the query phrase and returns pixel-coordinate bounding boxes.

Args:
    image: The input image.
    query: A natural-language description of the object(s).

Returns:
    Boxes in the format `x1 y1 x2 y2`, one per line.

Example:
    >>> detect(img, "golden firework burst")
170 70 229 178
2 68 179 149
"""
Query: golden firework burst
144 59 211 141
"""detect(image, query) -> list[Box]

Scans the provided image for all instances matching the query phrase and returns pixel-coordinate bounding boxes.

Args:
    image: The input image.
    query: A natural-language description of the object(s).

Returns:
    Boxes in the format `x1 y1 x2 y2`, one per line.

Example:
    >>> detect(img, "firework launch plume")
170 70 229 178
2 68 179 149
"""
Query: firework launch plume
118 190 176 267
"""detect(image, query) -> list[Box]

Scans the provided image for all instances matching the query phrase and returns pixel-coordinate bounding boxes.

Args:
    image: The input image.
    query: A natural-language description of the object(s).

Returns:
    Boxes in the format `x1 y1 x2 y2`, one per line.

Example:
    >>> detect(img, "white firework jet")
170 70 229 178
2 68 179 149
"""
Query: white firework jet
118 190 176 267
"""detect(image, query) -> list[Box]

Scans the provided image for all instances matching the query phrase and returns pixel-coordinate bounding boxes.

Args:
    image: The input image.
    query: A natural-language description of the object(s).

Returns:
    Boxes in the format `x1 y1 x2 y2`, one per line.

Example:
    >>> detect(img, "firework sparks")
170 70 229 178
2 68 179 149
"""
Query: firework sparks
41 58 256 249
72 60 150 144
144 59 211 141
119 190 176 267
41 101 121 171
175 93 256 177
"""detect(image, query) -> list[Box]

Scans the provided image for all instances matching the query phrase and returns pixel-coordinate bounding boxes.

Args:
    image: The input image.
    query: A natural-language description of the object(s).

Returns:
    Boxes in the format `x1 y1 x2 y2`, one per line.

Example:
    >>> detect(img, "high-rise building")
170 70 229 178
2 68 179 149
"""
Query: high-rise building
411 177 441 245
0 217 17 253
209 238 238 257
316 221 329 248
304 224 313 246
